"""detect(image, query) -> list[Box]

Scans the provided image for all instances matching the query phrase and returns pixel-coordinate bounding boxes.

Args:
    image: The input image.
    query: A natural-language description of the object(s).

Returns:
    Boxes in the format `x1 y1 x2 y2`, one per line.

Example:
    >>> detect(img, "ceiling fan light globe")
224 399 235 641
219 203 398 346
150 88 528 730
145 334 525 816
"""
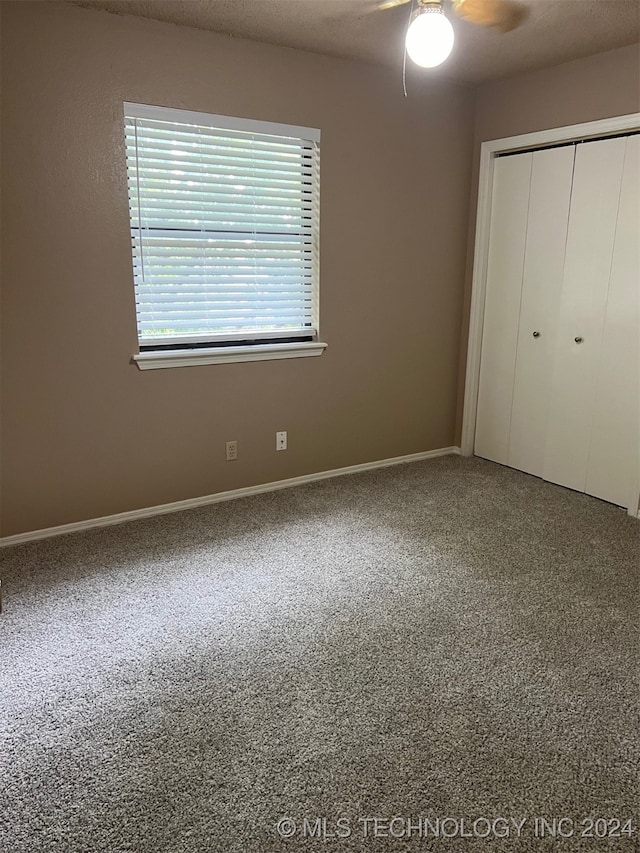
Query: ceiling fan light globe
405 9 455 68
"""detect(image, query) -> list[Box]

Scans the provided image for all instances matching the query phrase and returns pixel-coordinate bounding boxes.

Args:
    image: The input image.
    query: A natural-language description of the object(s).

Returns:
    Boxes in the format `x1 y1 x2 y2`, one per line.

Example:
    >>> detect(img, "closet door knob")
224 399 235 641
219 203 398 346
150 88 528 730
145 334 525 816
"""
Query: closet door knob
574 336 583 344
532 331 540 338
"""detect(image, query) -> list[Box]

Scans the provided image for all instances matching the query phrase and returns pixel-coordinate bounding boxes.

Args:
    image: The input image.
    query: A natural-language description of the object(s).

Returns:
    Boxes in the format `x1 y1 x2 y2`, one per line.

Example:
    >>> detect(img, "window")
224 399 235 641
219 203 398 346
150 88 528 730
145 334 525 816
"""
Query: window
124 103 324 369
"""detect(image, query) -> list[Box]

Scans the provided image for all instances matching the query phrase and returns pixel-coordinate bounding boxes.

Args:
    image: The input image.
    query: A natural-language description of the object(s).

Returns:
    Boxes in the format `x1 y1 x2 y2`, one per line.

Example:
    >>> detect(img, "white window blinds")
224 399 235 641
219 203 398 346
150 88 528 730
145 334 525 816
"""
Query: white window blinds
124 103 320 348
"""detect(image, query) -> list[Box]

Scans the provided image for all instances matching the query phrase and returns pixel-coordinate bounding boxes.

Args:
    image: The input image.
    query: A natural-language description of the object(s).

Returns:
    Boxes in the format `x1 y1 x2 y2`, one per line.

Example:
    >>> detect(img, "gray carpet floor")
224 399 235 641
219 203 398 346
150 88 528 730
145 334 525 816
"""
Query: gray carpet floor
1 455 638 852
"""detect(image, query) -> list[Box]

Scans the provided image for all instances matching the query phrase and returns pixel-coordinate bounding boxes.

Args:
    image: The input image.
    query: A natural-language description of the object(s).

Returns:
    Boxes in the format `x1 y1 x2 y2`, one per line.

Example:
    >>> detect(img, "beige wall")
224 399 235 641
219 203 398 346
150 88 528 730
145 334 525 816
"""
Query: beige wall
455 44 640 442
1 1 475 535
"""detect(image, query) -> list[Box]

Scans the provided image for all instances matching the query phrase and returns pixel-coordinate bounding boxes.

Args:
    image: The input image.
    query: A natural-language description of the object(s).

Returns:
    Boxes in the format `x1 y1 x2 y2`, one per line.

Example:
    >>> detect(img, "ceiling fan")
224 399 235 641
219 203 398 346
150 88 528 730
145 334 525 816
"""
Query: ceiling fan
375 0 528 68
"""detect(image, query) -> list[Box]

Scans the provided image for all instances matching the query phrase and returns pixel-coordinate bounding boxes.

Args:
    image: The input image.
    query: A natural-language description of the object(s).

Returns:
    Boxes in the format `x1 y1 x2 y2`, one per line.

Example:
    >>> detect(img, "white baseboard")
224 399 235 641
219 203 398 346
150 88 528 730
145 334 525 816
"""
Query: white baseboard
0 446 461 547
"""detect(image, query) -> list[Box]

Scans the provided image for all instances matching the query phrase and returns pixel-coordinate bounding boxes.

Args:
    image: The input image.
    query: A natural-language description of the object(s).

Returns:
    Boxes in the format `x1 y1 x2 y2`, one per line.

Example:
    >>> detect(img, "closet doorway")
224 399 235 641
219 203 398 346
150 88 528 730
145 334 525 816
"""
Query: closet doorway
462 114 640 517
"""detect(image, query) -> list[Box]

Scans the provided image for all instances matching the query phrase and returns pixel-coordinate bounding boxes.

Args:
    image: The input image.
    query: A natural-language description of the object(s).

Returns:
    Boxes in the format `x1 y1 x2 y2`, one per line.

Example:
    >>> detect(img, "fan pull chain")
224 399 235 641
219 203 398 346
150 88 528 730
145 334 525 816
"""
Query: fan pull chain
402 46 408 97
402 0 416 97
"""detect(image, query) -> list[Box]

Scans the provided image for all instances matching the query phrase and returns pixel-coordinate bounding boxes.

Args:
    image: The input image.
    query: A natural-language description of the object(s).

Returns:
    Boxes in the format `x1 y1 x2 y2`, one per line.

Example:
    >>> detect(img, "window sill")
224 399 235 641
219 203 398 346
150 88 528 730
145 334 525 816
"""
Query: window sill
133 340 327 370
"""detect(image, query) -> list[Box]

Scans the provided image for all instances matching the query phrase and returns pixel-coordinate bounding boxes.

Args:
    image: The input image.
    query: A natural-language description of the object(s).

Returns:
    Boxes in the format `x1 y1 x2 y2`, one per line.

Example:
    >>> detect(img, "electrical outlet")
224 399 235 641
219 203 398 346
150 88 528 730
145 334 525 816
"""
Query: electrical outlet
226 440 238 461
276 431 287 451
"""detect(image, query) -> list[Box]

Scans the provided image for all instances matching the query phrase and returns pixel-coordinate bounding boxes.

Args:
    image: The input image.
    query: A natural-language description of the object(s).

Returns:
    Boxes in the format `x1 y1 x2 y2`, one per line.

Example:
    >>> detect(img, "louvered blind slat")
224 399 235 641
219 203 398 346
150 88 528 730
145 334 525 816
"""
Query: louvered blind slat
124 103 320 347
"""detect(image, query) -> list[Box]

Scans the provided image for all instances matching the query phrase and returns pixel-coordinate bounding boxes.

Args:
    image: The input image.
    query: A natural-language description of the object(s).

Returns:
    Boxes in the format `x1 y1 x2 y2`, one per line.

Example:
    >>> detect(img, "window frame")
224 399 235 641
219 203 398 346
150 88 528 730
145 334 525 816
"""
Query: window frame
123 102 325 370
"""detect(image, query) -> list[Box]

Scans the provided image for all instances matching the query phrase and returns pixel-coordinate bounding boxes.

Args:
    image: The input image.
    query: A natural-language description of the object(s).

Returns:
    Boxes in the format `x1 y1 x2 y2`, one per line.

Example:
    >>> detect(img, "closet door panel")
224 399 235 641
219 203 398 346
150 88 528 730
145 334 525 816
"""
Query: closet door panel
475 153 532 464
507 146 575 477
585 136 640 507
543 137 627 493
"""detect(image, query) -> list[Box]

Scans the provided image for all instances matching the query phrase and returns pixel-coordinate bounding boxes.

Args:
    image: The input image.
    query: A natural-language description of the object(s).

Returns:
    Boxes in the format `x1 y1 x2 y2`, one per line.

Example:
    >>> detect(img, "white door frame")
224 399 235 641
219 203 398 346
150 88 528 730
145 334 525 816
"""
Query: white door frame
461 112 640 518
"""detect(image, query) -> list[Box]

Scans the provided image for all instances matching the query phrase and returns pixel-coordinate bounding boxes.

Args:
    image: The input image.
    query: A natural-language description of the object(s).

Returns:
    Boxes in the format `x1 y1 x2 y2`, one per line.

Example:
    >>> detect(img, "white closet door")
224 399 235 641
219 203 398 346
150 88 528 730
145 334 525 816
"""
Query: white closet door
475 152 532 464
543 137 627 493
585 136 640 507
507 145 575 476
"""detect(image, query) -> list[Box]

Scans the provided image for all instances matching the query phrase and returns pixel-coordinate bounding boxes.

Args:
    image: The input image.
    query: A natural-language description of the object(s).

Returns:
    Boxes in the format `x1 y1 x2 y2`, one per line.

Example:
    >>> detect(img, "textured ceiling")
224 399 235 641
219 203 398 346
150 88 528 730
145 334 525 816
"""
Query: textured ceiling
72 0 640 83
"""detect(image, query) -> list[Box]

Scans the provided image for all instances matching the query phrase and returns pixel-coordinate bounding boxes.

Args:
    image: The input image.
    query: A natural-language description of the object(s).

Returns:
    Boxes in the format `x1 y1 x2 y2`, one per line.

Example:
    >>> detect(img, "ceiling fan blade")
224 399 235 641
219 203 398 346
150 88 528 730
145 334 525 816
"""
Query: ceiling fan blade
451 0 528 32
373 0 412 11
